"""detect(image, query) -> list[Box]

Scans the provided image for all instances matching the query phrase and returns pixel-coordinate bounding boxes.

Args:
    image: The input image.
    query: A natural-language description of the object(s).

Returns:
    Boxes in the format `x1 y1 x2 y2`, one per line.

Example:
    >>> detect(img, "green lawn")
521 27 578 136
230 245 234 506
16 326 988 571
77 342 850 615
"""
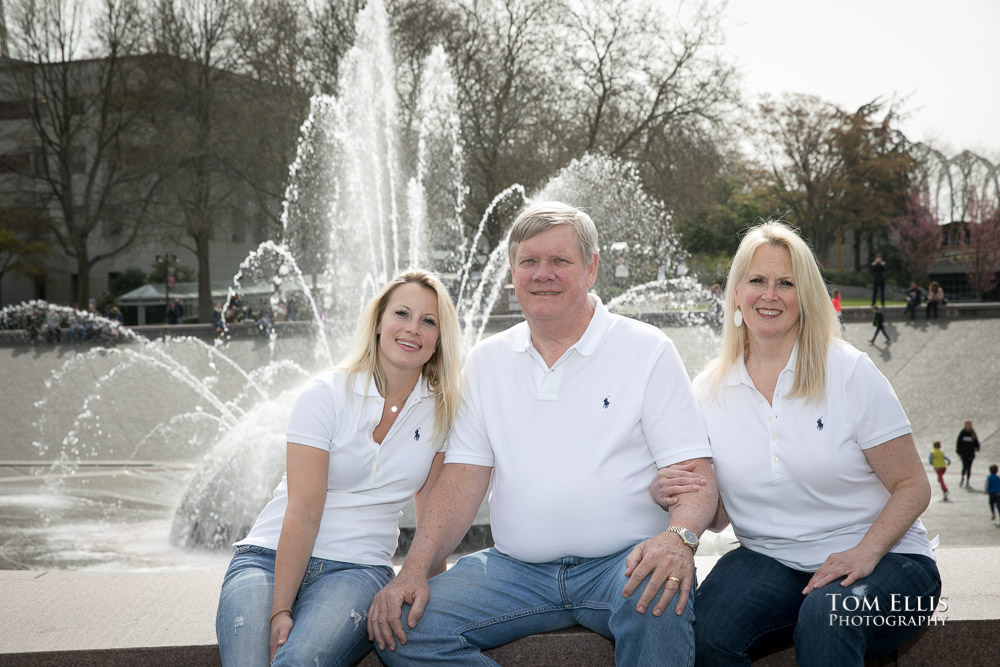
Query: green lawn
841 298 905 307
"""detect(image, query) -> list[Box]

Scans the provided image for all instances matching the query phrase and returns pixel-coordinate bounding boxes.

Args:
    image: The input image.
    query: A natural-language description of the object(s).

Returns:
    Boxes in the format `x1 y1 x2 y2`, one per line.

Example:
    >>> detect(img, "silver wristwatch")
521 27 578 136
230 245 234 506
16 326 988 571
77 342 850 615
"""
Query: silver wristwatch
665 526 699 554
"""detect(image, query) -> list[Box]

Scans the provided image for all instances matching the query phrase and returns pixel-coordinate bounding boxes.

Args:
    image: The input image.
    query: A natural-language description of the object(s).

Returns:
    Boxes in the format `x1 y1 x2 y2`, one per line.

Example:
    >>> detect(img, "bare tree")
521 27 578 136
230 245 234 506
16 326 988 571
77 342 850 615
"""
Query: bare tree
140 0 308 322
831 101 915 268
564 0 735 161
550 0 738 225
756 95 915 264
141 0 239 322
301 0 366 95
756 94 844 261
387 0 738 248
229 0 310 240
444 0 566 242
0 0 159 305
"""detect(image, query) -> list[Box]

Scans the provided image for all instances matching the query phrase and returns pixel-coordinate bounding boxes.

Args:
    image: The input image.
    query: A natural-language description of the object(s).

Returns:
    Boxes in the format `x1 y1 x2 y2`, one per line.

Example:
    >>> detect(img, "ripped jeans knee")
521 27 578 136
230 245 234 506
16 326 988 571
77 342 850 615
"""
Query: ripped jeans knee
217 545 393 667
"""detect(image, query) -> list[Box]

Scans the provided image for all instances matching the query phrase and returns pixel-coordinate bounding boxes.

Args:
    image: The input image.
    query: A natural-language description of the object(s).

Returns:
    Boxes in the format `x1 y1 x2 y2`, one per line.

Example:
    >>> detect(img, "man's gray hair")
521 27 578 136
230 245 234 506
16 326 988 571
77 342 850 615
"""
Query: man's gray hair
507 201 599 265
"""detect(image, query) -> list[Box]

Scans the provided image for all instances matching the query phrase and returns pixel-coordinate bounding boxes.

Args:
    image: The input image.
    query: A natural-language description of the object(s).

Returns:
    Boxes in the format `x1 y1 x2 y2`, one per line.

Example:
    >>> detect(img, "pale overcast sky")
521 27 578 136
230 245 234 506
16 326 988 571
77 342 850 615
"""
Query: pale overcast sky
720 0 1000 158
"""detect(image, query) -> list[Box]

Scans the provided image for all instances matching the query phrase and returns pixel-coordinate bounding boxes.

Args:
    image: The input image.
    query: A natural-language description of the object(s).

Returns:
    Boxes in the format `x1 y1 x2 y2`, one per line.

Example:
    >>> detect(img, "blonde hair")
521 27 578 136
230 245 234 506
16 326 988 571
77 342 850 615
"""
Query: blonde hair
703 221 842 402
341 270 461 443
507 201 599 265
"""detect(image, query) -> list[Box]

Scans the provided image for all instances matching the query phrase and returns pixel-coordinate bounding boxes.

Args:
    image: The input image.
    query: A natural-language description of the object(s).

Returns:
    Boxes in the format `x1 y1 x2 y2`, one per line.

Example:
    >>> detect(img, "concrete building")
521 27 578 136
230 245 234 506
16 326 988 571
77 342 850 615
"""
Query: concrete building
0 53 302 320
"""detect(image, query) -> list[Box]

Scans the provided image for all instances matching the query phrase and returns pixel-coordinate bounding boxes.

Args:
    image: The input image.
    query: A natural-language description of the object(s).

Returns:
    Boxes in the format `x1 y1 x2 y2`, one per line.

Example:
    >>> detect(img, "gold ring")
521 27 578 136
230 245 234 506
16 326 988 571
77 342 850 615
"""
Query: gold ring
667 576 681 584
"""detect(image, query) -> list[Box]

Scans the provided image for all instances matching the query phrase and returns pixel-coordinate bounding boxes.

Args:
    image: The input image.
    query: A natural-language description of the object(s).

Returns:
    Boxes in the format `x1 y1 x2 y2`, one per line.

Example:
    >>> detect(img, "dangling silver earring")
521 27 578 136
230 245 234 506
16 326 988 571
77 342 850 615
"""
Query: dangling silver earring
733 308 743 328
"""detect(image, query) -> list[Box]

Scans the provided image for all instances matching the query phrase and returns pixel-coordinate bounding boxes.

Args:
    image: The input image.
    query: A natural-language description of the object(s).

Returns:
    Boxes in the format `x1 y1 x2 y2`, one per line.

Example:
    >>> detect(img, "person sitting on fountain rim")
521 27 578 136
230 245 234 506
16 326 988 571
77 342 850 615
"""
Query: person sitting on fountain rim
368 201 717 666
215 269 462 667
650 221 941 666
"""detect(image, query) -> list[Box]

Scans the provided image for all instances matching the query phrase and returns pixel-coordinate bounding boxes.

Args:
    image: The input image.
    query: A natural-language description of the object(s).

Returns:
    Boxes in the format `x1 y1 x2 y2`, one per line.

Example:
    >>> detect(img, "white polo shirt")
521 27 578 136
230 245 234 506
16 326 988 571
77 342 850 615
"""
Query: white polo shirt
695 339 935 572
445 294 712 563
236 370 444 568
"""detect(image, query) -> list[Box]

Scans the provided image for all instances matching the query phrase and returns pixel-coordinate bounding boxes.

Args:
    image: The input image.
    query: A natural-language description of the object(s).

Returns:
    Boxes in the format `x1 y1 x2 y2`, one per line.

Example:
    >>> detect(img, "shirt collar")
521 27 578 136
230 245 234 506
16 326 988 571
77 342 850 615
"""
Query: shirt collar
510 293 609 357
351 371 430 400
727 340 799 387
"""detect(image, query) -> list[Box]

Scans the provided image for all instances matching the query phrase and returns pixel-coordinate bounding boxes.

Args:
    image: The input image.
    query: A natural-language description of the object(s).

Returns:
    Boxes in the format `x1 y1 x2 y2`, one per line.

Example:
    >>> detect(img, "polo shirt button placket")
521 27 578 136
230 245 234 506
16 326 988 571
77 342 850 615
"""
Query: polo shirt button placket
769 433 780 476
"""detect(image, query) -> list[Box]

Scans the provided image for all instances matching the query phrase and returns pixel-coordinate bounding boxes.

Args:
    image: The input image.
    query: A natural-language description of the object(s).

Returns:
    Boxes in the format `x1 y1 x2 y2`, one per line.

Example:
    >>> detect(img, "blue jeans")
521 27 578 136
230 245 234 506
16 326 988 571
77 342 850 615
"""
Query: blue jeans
694 546 941 667
216 545 394 667
377 545 695 666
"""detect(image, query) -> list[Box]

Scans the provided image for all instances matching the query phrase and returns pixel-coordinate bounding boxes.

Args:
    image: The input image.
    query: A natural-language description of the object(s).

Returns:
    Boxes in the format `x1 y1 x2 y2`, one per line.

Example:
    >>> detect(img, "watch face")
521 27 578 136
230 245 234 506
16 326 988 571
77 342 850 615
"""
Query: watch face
683 529 698 543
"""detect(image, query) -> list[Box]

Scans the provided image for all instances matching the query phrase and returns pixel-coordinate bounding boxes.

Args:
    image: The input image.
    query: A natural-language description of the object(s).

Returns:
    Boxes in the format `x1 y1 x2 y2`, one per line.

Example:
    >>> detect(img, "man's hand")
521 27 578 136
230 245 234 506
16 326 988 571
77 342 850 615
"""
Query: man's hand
622 531 695 616
649 461 708 509
367 571 431 652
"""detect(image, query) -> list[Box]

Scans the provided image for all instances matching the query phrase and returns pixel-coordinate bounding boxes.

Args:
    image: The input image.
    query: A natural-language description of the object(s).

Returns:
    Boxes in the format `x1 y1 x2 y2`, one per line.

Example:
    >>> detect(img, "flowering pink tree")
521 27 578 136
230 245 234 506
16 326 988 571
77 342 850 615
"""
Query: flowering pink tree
958 195 1000 300
891 192 942 282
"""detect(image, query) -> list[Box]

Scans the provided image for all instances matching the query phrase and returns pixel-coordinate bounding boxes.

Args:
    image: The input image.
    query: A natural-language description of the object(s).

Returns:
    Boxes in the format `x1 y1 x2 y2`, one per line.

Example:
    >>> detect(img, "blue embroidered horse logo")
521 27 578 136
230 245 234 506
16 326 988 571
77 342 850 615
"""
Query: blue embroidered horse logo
816 418 824 431
603 397 610 409
414 428 421 441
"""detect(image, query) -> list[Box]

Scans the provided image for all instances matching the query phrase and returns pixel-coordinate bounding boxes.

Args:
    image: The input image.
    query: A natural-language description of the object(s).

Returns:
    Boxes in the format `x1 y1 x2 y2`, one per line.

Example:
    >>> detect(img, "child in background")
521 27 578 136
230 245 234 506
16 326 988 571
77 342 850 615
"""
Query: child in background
831 290 844 335
871 305 890 345
986 464 1000 524
929 441 950 502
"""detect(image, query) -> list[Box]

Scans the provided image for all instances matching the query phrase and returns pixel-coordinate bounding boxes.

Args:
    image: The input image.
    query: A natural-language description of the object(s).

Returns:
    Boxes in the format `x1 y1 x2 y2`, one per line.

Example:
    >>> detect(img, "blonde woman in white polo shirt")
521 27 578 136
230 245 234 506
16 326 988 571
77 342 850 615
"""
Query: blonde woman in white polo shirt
216 270 461 667
651 221 941 666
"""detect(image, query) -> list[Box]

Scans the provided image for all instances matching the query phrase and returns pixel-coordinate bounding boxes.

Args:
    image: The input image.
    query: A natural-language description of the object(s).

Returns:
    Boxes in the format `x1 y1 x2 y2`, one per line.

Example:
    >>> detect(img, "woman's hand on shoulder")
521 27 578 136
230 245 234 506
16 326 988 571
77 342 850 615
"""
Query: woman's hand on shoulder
649 462 708 510
801 545 881 594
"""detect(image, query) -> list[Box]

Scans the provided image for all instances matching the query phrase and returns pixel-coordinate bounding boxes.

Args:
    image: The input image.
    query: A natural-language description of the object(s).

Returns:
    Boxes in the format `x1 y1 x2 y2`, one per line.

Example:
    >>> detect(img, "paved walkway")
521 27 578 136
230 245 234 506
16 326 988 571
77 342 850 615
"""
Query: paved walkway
2 547 998 656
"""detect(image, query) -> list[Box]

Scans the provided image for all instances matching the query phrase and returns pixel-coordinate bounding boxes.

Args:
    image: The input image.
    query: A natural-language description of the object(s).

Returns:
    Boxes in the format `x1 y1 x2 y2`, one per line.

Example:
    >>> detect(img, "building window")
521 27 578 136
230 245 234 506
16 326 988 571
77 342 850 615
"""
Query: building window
33 274 47 301
254 212 267 243
231 221 245 242
32 147 48 177
0 100 32 119
69 146 87 174
0 153 31 173
28 146 87 176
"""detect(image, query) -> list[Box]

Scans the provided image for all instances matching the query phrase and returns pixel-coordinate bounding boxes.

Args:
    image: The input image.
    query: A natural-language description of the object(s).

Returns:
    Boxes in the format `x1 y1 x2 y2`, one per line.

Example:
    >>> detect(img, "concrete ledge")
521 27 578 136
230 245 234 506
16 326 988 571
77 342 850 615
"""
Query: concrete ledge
3 548 998 666
0 313 526 346
3 646 222 667
840 301 1000 320
2 302 995 346
6 621 999 666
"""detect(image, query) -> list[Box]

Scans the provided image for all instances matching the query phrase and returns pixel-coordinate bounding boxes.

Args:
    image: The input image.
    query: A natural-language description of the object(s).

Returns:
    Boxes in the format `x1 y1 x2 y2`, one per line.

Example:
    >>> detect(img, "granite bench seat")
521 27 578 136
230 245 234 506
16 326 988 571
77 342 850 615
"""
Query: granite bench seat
3 548 997 666
4 619 999 666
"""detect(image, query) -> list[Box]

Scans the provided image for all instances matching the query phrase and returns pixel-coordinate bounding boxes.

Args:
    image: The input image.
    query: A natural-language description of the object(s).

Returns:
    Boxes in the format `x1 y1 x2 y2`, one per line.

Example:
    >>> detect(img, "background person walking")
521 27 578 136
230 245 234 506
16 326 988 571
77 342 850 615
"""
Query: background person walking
957 420 980 488
871 305 890 345
986 465 1000 525
928 441 950 501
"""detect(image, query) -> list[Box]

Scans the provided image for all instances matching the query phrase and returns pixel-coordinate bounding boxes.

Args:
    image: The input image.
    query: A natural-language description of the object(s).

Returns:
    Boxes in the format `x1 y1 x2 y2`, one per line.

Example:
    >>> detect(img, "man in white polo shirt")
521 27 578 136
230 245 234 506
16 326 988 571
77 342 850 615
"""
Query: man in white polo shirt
369 201 717 665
